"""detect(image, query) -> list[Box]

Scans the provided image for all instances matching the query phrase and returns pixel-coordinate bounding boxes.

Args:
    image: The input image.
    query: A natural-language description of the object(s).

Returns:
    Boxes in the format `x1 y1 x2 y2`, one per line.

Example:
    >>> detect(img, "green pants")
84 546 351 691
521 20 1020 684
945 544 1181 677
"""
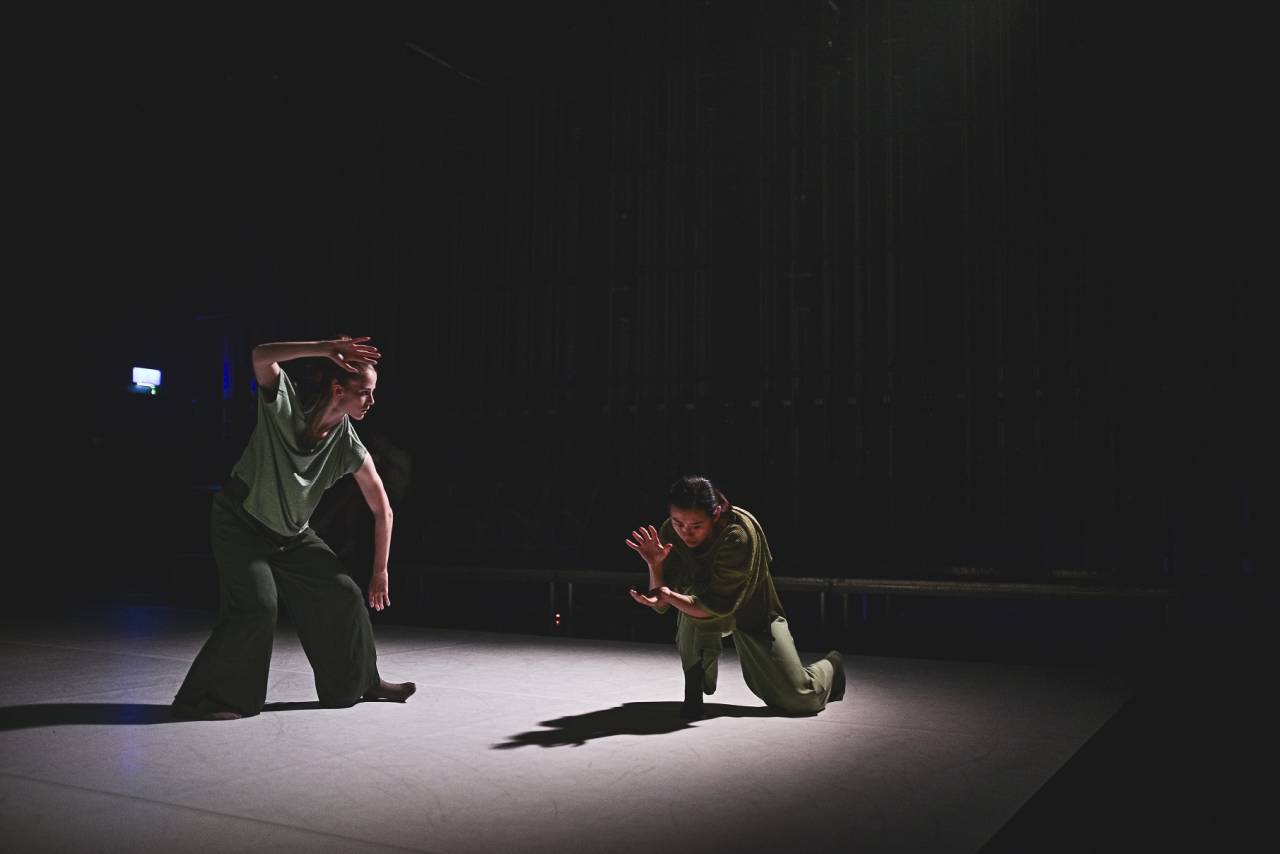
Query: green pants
174 491 380 716
677 611 834 714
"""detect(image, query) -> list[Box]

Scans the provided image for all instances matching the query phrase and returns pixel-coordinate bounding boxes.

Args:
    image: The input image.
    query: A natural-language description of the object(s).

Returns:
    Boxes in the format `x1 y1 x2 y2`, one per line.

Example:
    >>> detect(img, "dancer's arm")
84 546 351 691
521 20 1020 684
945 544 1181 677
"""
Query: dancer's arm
624 524 716 617
625 524 671 591
628 586 712 618
353 455 394 611
251 338 381 390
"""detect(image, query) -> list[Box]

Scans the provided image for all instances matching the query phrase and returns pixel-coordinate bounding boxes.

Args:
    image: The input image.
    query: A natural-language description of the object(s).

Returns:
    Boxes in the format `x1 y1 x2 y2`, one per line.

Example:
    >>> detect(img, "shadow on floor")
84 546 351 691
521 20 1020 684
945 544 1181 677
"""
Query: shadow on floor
493 701 792 749
0 703 180 730
0 700 372 730
261 701 325 712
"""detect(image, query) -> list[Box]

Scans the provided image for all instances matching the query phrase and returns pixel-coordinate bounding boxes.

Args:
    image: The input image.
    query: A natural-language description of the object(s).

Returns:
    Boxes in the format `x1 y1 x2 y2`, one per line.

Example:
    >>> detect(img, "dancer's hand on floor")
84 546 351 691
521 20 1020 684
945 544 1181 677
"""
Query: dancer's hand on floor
368 570 390 611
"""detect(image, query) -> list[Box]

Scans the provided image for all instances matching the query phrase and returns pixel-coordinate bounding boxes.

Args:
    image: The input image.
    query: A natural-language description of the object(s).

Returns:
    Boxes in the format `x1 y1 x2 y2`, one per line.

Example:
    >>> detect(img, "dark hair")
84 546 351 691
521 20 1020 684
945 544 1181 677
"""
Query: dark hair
668 475 729 517
297 357 376 410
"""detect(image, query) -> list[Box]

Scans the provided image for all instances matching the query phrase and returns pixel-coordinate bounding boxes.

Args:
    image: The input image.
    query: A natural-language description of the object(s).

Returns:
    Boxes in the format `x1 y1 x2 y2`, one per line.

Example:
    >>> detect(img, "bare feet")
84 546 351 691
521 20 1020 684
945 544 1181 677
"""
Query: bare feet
362 680 417 702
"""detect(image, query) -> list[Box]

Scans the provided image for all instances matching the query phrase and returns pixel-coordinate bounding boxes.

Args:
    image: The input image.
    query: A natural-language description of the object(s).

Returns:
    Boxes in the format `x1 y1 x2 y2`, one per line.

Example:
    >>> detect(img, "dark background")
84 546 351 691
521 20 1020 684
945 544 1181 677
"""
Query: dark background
58 2 1261 664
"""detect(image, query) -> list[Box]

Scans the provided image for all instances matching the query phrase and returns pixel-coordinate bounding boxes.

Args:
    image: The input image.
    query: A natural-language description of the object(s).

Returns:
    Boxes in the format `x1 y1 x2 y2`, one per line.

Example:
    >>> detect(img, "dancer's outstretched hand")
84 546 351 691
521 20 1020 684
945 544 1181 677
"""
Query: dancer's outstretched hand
329 336 381 372
626 525 671 567
628 586 665 609
368 570 390 611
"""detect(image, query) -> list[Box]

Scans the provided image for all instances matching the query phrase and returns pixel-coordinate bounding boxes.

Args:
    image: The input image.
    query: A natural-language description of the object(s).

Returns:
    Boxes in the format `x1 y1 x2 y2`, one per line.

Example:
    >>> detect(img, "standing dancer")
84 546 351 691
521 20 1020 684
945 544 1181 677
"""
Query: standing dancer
174 337 415 719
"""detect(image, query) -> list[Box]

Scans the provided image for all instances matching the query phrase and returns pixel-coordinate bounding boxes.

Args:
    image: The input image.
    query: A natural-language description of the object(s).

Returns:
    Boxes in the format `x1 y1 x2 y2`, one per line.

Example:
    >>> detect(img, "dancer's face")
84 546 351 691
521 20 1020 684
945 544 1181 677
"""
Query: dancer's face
333 370 377 421
669 505 721 549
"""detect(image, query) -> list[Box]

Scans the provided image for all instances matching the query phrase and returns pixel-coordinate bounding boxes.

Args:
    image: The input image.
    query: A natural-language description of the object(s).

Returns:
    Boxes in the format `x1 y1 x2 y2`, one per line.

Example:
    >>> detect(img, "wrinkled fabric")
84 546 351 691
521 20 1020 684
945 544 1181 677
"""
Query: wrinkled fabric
658 506 784 632
660 506 835 713
232 369 367 537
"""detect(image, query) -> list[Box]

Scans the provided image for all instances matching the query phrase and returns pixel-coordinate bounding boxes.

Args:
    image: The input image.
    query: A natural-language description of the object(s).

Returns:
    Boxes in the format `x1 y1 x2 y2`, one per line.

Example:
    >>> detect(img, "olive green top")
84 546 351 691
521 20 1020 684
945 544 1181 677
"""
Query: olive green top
658 506 785 632
230 369 367 537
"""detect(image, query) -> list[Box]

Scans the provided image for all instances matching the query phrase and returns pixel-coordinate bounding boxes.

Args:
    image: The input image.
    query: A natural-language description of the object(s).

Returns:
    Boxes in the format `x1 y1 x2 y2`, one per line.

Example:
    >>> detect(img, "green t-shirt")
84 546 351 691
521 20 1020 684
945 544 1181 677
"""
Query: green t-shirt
658 506 785 632
230 369 367 537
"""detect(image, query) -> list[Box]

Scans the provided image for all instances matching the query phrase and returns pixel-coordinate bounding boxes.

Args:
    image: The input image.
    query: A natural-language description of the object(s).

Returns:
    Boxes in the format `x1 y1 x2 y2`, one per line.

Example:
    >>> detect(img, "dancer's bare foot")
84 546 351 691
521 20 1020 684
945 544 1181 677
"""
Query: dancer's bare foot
362 680 416 702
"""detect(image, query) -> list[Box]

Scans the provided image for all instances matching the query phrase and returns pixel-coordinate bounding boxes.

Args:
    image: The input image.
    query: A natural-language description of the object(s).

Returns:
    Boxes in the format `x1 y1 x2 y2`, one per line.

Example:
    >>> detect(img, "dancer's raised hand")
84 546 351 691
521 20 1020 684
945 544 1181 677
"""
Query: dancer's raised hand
329 336 381 372
625 524 671 567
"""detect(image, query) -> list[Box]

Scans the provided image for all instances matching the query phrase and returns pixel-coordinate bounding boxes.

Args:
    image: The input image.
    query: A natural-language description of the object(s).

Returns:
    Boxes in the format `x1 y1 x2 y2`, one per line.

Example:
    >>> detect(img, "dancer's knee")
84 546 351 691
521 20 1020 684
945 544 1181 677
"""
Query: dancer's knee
226 591 277 626
332 574 366 614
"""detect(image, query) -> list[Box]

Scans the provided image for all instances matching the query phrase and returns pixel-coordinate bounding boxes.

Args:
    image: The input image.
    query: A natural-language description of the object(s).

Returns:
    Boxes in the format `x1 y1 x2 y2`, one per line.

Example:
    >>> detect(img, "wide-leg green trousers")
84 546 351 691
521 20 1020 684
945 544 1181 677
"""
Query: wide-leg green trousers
676 611 834 714
174 491 380 716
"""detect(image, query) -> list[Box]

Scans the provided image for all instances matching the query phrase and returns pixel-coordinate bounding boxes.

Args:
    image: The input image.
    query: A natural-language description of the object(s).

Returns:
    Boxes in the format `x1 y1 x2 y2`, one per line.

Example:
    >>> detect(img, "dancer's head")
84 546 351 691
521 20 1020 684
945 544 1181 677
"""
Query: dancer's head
667 475 729 548
311 358 378 421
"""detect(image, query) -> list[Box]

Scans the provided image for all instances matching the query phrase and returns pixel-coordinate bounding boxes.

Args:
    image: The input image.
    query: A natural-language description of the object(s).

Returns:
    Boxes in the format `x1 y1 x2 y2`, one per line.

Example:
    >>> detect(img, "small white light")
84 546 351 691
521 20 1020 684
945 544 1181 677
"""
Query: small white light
133 367 162 388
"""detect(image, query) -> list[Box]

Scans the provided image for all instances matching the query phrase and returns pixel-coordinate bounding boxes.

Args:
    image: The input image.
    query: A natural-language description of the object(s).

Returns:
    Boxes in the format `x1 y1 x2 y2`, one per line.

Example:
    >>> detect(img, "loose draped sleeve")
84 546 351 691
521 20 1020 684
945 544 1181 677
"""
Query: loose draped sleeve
688 525 760 618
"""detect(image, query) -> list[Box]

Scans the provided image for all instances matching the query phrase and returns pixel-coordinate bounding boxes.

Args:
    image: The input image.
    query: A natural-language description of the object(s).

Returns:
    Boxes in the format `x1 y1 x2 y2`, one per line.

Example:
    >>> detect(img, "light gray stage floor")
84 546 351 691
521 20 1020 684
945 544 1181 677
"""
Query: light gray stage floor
0 607 1135 853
